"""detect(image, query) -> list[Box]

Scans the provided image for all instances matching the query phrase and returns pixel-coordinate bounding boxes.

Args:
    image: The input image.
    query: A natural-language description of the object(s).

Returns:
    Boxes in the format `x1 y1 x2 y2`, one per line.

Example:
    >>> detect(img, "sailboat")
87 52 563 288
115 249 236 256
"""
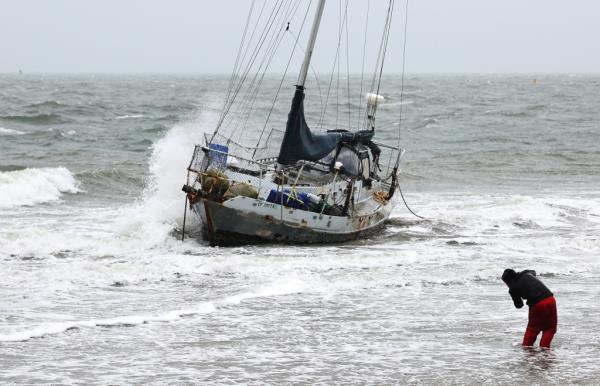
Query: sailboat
182 0 407 245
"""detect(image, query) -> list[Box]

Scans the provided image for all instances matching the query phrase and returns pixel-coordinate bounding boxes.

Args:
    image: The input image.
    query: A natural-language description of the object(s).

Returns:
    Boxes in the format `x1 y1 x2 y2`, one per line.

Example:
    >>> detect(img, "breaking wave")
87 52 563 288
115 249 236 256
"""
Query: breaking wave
26 100 63 108
106 112 216 247
0 111 217 258
0 167 81 208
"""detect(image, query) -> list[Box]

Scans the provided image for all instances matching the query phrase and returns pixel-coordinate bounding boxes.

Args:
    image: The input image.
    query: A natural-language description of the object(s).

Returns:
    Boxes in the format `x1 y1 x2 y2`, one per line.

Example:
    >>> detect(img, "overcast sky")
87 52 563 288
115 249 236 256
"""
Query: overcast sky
1 0 598 74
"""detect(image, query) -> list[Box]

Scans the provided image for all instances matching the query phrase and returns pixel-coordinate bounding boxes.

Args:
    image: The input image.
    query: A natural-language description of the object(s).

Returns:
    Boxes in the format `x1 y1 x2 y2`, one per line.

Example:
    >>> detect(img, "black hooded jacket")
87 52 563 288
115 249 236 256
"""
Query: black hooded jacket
502 270 553 308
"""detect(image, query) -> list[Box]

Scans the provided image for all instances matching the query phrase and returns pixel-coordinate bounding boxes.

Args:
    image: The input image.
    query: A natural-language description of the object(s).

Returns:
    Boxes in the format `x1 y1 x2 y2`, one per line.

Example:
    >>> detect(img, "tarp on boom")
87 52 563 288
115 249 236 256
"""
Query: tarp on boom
277 86 341 165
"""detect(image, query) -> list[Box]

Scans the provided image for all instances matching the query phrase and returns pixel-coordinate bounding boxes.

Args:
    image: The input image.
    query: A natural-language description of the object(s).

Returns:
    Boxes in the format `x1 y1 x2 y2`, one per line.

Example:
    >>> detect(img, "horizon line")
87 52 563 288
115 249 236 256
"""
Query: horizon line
2 71 600 76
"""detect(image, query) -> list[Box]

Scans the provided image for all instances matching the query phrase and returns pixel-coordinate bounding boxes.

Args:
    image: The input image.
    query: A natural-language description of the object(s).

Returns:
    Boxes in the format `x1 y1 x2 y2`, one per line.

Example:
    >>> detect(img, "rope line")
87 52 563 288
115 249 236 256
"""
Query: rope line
398 181 425 220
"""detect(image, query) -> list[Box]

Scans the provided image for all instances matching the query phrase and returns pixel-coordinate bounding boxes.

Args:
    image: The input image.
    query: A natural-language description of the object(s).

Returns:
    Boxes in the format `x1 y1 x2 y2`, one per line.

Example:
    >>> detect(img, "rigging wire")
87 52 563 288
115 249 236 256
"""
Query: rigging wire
213 0 280 139
361 0 395 129
397 0 409 153
375 0 395 97
282 26 325 115
225 0 312 148
336 0 342 130
252 0 315 158
395 0 424 220
211 0 287 142
317 0 349 130
228 3 294 138
236 0 299 134
220 1 266 127
222 0 256 116
344 0 351 131
232 0 294 118
357 0 370 130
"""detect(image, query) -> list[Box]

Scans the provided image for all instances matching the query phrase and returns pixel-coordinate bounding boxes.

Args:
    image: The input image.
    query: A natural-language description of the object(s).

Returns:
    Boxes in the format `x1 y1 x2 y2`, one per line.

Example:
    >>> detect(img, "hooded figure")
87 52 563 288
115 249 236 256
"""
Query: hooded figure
502 269 557 348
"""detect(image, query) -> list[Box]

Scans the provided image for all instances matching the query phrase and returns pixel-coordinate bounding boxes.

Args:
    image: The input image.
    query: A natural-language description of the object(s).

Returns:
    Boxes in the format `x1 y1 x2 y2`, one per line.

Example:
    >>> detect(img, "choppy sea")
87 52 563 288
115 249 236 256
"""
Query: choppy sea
1 74 599 384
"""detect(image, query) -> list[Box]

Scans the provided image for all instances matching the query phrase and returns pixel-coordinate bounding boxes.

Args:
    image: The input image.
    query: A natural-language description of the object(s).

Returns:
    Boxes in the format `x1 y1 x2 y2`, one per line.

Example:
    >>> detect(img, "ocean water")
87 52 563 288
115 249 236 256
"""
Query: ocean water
1 74 599 384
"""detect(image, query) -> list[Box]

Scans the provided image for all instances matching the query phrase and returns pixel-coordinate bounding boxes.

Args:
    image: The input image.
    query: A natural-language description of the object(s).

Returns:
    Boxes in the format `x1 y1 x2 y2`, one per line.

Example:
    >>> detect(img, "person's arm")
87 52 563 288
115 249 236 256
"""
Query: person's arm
509 289 524 308
522 269 536 276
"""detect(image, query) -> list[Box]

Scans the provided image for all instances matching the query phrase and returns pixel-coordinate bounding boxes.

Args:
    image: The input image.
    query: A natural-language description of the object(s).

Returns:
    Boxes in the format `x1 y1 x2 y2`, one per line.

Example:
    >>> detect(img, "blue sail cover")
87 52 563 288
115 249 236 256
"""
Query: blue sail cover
277 86 341 165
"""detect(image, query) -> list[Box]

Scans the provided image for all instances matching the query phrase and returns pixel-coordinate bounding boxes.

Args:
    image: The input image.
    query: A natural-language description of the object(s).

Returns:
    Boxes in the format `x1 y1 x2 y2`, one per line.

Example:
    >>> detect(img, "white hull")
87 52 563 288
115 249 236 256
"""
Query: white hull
193 194 395 245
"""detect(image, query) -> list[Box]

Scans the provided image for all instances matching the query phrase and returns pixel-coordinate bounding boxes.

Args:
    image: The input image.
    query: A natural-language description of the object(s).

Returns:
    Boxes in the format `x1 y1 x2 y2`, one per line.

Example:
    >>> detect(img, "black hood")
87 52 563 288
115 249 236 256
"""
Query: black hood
502 268 518 284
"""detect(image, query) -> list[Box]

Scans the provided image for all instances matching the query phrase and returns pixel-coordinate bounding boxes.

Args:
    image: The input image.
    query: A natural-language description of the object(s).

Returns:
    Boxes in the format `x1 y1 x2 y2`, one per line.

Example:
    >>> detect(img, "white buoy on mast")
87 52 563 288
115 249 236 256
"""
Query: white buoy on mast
365 93 384 129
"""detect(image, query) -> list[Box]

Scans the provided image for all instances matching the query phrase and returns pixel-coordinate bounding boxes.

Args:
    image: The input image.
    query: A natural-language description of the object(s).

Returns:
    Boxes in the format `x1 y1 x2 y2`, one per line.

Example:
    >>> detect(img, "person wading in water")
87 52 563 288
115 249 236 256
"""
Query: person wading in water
502 269 557 348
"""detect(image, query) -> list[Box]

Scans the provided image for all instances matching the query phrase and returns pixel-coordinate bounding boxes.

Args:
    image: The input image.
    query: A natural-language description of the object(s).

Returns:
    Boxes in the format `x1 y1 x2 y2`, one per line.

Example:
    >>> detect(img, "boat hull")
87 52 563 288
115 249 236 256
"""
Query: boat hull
192 196 393 246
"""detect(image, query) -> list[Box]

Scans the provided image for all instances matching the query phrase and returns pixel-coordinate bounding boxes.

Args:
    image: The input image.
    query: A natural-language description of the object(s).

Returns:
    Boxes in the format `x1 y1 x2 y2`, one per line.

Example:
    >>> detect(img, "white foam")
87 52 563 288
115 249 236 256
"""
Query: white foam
224 277 309 304
0 167 81 208
115 114 145 120
0 127 25 135
412 193 568 234
0 302 216 342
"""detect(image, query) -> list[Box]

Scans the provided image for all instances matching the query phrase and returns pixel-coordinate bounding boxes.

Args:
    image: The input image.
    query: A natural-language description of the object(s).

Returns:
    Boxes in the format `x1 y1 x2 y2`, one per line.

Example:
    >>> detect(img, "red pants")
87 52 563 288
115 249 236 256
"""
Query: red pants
522 296 557 348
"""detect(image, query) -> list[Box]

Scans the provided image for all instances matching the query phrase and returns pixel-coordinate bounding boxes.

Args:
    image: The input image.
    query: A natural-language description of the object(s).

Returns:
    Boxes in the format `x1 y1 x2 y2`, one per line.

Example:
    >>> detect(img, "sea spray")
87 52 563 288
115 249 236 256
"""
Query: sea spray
112 115 217 246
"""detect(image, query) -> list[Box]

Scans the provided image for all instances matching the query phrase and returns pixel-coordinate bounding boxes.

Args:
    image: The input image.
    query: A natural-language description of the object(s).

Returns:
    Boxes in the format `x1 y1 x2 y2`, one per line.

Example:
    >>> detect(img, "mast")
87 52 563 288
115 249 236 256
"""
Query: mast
297 0 326 87
278 0 338 165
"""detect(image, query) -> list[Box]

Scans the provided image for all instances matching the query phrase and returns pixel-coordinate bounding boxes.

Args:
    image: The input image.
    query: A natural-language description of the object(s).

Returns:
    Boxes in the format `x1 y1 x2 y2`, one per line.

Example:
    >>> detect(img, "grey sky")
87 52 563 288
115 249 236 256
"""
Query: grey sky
1 0 598 74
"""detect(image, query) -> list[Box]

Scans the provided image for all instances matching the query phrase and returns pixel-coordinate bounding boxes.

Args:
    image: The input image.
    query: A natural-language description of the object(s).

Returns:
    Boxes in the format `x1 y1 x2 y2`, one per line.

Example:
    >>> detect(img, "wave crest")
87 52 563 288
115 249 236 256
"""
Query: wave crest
0 302 216 342
0 113 70 125
0 167 81 208
0 127 25 135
